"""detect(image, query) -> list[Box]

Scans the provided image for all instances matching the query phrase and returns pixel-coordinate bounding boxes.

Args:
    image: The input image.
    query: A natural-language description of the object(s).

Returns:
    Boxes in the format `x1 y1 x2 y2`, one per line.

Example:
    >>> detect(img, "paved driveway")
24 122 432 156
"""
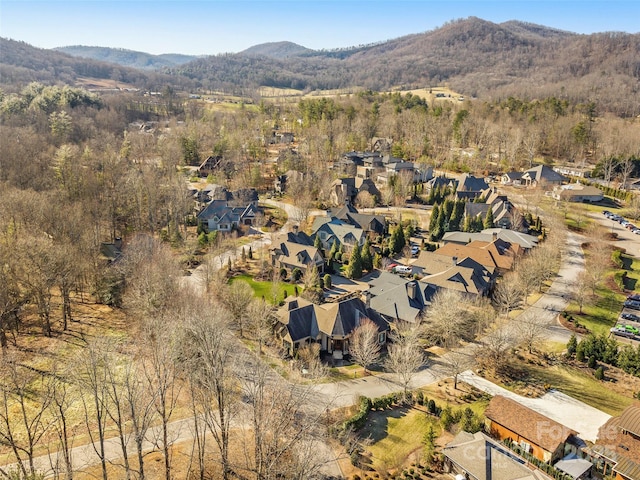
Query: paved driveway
458 370 610 442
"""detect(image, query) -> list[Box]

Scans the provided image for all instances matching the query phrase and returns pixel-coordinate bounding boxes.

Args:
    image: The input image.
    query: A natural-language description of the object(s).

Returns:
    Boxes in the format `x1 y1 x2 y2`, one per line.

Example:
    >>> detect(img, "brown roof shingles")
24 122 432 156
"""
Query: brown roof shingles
485 396 576 454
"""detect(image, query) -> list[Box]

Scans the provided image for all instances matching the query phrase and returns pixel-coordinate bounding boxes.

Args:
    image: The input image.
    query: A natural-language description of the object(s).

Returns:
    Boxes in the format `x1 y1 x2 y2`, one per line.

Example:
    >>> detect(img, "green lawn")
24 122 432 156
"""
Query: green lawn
503 361 632 416
569 284 624 335
361 397 489 472
362 407 439 471
229 274 299 304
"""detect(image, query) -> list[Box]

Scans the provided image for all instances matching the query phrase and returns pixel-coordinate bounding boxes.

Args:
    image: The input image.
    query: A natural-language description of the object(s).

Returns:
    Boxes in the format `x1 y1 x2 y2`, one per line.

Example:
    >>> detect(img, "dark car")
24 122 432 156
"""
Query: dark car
621 312 640 322
624 300 640 311
628 294 640 302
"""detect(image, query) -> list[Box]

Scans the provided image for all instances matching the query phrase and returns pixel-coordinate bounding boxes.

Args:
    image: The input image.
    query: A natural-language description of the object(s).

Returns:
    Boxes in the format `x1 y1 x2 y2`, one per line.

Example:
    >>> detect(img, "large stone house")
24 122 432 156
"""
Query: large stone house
275 296 388 359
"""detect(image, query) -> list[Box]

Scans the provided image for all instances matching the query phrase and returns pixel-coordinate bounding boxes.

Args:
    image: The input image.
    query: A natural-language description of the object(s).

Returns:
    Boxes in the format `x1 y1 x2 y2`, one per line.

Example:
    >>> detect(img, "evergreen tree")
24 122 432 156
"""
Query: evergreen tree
248 245 253 259
566 334 578 358
389 226 405 255
329 240 338 261
462 214 472 233
443 198 454 221
429 205 440 233
436 206 446 237
241 246 247 262
373 252 382 269
483 207 494 229
361 238 373 271
314 234 322 250
346 244 363 279
449 200 465 231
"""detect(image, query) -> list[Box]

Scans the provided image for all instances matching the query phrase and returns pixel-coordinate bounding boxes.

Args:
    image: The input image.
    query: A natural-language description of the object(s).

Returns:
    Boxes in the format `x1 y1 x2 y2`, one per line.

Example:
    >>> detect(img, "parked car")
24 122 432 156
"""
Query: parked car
393 265 413 275
627 325 640 334
611 326 634 338
621 312 640 321
411 245 420 256
624 300 640 310
628 294 640 301
603 210 611 216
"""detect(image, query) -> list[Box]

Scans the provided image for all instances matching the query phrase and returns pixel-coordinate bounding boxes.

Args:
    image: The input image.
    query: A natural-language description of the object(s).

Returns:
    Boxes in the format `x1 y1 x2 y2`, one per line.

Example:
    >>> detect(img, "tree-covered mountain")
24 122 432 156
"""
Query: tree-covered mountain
171 17 640 115
2 17 639 116
0 38 195 92
55 46 199 70
240 41 314 59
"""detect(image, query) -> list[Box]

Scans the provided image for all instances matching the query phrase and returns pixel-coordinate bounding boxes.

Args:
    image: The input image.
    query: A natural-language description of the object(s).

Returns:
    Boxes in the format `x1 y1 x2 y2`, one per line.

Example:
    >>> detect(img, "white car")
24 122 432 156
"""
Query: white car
394 265 413 275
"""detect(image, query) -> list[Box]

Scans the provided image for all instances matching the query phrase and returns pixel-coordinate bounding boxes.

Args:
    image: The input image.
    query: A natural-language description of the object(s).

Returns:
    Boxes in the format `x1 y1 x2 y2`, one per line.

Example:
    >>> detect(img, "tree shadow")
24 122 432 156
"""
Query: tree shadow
358 406 410 444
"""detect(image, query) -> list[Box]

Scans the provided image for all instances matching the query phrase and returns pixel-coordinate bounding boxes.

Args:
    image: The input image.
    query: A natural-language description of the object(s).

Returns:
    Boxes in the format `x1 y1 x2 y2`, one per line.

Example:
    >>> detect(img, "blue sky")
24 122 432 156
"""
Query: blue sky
1 0 637 55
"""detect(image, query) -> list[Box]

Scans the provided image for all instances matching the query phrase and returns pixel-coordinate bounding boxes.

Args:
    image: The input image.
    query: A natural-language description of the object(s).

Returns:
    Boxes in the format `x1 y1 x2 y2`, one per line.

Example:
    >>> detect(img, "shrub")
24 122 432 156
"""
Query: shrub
612 249 624 268
588 355 597 369
595 366 605 380
427 399 436 415
292 268 302 282
323 274 332 289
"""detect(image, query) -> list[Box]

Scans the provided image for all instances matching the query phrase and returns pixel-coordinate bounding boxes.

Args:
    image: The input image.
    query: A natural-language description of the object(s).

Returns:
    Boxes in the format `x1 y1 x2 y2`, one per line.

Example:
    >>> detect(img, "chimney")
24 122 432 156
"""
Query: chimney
452 256 458 266
492 232 498 242
292 225 299 234
407 282 416 300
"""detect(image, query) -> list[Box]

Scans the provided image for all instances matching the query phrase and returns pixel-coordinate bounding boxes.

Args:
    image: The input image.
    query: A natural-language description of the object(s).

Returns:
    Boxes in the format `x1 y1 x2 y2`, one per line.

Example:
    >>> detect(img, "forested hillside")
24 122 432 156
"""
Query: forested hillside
175 17 640 116
55 45 198 70
0 38 194 92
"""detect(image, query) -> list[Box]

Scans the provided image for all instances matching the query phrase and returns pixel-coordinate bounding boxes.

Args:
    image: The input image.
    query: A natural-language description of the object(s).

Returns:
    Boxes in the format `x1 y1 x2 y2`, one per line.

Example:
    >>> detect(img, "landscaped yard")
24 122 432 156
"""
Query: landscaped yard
229 274 299 304
360 407 440 472
493 357 634 416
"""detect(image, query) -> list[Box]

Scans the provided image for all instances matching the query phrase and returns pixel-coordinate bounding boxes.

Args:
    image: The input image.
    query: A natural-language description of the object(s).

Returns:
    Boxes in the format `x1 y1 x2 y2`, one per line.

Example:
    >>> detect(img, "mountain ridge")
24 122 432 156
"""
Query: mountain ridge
2 17 638 116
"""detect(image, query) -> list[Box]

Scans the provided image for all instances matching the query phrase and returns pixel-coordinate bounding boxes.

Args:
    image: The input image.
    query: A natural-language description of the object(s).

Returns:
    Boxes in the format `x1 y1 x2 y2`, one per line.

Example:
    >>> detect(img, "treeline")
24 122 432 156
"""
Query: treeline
567 333 640 379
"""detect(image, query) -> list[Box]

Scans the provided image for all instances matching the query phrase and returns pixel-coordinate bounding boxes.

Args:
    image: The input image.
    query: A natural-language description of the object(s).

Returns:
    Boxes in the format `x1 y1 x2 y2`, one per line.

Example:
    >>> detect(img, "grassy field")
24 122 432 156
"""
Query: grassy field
501 360 633 416
229 274 299 304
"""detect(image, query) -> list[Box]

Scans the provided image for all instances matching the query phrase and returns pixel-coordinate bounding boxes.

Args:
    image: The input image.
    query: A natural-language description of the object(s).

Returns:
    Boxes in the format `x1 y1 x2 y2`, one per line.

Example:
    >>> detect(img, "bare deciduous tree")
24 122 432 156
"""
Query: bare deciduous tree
179 304 239 480
443 350 475 390
140 314 181 480
221 280 254 338
349 318 382 374
240 358 328 480
423 289 472 347
571 271 592 313
385 321 425 400
513 310 548 354
0 356 52 478
492 275 523 318
475 323 517 373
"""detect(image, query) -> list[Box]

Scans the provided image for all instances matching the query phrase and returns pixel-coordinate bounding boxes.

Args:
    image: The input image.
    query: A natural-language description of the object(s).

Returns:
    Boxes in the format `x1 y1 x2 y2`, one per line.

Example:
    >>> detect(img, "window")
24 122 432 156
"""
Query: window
519 441 531 453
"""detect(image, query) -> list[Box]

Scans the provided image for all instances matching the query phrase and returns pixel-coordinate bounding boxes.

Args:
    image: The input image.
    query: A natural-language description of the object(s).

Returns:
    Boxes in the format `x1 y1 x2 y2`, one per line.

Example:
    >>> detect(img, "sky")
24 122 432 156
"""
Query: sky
1 0 638 56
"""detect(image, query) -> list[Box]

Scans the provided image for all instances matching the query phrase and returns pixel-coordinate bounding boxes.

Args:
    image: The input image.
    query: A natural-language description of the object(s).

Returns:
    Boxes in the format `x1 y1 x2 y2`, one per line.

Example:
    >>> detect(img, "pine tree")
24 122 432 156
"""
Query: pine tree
329 240 338 260
361 238 373 271
429 205 440 233
314 234 322 250
241 246 247 262
346 244 363 279
566 334 578 358
483 207 494 229
248 245 253 260
462 214 472 232
373 252 382 269
436 207 446 238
